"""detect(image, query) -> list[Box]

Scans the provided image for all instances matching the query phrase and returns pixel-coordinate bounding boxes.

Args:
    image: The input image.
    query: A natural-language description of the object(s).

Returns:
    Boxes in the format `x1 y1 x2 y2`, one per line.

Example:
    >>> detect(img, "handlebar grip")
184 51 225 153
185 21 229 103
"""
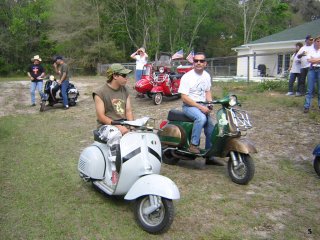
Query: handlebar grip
196 101 218 104
111 120 122 125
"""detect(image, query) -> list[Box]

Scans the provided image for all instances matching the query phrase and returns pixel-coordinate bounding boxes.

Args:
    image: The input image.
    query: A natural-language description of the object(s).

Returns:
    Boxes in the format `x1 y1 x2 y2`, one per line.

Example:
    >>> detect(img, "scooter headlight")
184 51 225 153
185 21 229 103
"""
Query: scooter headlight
229 95 237 107
159 67 164 73
146 118 156 129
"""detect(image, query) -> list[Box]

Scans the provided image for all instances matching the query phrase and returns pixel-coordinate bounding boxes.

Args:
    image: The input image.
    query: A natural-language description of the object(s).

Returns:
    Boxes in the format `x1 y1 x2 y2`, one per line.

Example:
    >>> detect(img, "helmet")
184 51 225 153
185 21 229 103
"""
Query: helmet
98 125 122 144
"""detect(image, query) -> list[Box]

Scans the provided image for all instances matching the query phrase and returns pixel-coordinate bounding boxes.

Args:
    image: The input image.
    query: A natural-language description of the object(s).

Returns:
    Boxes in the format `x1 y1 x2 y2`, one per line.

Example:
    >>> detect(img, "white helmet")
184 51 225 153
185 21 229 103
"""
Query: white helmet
98 125 122 143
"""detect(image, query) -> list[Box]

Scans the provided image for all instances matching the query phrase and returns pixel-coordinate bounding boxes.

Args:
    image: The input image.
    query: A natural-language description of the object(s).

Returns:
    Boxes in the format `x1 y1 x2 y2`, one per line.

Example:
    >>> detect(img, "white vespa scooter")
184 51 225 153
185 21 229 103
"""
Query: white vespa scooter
78 117 180 234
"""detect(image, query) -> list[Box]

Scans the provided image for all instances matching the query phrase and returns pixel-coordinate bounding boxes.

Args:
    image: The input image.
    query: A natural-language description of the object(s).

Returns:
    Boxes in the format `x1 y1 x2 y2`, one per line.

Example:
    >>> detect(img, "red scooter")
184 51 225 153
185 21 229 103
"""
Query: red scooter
134 63 154 98
150 66 182 105
135 53 193 105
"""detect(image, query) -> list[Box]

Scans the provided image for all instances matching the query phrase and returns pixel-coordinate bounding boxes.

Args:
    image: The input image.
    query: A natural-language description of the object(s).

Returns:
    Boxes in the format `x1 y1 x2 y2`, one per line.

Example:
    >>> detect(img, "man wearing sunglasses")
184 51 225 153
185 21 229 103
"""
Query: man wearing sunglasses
304 35 320 113
178 52 214 155
93 63 134 135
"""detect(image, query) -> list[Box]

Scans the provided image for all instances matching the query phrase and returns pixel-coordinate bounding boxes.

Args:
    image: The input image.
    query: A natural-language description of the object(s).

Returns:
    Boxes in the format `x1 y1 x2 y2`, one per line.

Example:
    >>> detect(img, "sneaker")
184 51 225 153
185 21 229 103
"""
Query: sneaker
31 103 36 107
295 92 303 97
64 105 69 110
285 92 294 96
40 101 46 112
303 108 309 113
188 144 200 154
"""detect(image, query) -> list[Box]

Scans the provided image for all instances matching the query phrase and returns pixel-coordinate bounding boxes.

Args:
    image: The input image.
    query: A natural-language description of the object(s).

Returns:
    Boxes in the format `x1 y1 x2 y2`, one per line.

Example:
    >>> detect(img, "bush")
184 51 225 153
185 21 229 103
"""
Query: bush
253 79 288 92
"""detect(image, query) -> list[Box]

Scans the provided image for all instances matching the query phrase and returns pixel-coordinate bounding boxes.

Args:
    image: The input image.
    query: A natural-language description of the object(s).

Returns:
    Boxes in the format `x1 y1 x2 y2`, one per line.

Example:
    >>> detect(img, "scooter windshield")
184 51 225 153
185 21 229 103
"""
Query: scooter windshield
123 117 150 127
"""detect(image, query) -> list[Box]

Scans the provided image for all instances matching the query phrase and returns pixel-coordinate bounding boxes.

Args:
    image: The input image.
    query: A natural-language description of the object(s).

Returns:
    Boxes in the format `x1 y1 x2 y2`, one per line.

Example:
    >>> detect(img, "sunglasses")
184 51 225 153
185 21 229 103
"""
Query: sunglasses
194 59 206 63
117 73 127 78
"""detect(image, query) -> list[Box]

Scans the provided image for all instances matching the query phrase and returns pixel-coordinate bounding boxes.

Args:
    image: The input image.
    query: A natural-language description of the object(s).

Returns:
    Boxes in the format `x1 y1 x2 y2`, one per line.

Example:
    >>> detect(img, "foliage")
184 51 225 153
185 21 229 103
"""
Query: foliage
1 77 319 239
250 79 288 92
0 0 55 75
0 0 319 75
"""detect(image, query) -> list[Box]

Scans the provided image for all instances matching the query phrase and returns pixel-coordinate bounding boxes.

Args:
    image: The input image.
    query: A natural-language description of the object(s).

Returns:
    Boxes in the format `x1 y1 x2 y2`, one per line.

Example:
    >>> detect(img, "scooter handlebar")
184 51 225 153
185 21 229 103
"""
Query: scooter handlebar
111 120 123 126
196 101 218 105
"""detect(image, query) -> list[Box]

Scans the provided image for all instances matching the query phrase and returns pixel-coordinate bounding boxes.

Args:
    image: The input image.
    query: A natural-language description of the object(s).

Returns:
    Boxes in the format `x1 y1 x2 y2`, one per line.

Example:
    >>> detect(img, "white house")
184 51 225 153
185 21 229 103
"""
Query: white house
232 19 320 78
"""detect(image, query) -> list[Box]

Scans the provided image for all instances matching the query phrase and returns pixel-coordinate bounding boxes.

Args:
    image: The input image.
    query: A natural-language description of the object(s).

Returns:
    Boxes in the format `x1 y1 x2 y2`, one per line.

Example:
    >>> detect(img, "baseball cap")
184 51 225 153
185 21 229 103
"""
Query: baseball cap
109 63 132 74
305 35 313 41
54 56 63 62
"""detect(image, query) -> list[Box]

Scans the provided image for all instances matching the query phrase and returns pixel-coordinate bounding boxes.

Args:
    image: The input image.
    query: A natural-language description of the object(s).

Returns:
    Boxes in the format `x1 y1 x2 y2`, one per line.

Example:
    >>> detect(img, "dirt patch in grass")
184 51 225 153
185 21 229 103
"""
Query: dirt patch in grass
1 77 319 239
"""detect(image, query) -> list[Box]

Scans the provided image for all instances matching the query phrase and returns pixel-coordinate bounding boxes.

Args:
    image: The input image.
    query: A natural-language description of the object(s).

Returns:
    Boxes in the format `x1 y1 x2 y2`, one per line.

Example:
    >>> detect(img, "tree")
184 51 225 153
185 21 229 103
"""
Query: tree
0 0 54 75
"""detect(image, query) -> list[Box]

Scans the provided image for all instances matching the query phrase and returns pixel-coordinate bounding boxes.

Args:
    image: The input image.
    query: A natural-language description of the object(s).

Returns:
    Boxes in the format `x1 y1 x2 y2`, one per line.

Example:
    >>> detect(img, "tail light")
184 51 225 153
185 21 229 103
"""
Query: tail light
159 120 168 129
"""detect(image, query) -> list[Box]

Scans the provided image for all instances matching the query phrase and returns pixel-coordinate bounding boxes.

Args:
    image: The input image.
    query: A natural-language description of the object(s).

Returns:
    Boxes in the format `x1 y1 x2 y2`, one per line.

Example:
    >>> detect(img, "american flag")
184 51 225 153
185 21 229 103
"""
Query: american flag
172 49 183 59
186 50 194 63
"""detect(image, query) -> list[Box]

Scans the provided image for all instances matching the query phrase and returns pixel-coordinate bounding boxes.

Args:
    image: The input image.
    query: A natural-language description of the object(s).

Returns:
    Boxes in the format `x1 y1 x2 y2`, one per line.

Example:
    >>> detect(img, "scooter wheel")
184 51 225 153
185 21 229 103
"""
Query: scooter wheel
162 149 179 165
153 93 163 105
228 153 255 185
134 196 174 234
69 99 77 106
314 156 320 177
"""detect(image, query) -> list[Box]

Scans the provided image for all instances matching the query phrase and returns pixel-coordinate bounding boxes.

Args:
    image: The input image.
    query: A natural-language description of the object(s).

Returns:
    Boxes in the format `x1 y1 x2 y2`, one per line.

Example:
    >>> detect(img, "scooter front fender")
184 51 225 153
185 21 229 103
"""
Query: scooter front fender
222 138 257 157
150 85 164 94
124 174 180 200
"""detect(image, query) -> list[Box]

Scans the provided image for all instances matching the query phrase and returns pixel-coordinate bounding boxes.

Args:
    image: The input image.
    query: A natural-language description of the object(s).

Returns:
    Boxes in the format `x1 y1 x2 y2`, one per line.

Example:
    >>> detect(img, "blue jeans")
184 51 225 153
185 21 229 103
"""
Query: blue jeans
60 80 69 107
30 81 44 104
304 68 320 109
288 73 300 92
182 105 215 149
135 69 143 82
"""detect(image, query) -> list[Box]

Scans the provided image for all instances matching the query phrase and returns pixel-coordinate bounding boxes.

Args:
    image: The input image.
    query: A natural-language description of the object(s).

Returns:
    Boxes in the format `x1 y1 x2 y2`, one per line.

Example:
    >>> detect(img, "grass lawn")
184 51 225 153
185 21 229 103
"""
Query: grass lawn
1 78 319 239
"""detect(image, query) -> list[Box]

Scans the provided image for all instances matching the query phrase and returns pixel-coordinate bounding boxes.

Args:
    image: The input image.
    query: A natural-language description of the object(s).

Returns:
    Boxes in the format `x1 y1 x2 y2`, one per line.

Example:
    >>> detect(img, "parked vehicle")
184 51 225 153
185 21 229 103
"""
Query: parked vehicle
149 65 183 105
313 144 320 177
135 53 192 105
78 117 180 234
134 63 154 97
40 75 79 112
158 95 256 185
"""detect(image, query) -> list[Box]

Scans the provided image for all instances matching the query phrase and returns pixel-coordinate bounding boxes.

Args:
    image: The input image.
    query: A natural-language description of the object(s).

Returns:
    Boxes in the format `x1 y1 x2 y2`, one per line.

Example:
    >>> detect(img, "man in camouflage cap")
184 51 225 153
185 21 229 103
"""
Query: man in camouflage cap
93 63 134 135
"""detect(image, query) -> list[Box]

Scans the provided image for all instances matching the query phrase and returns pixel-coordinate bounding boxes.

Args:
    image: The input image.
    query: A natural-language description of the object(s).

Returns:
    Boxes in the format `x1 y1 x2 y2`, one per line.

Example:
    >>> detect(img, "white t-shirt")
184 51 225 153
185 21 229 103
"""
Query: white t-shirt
289 53 301 74
307 45 320 68
297 45 313 68
134 55 147 70
178 69 211 102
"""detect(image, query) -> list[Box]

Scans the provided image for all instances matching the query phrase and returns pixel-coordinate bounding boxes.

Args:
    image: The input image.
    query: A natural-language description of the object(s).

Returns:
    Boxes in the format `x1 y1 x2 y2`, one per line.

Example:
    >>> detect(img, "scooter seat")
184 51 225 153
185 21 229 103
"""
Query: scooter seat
167 109 193 122
169 73 183 80
93 129 108 144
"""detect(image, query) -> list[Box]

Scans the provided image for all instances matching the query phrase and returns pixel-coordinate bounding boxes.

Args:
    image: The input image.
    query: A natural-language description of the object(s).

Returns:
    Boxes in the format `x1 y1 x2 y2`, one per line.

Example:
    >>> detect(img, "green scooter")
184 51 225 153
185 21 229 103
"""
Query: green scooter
158 95 256 185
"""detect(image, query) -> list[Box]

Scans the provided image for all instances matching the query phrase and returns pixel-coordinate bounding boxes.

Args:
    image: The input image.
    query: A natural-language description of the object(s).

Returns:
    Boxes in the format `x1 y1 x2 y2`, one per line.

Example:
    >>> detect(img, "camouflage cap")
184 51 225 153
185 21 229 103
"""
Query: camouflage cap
109 63 132 74
105 63 132 81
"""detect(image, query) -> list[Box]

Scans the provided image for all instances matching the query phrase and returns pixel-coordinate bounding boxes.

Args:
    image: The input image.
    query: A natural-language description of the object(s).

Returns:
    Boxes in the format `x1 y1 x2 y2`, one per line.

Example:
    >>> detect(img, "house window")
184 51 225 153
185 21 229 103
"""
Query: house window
277 54 290 75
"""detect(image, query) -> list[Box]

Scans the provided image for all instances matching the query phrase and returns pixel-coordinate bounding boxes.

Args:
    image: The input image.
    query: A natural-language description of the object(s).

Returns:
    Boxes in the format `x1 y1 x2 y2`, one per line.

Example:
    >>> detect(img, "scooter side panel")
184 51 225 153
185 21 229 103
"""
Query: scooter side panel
114 132 162 195
78 143 107 180
158 122 192 148
124 174 180 200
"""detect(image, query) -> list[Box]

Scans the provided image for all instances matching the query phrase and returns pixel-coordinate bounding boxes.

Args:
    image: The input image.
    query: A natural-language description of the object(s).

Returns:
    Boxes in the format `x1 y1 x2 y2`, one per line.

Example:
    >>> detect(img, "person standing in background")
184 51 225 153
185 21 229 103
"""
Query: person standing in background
130 47 148 98
27 55 46 106
296 35 314 96
286 42 303 96
303 35 320 113
53 56 70 110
